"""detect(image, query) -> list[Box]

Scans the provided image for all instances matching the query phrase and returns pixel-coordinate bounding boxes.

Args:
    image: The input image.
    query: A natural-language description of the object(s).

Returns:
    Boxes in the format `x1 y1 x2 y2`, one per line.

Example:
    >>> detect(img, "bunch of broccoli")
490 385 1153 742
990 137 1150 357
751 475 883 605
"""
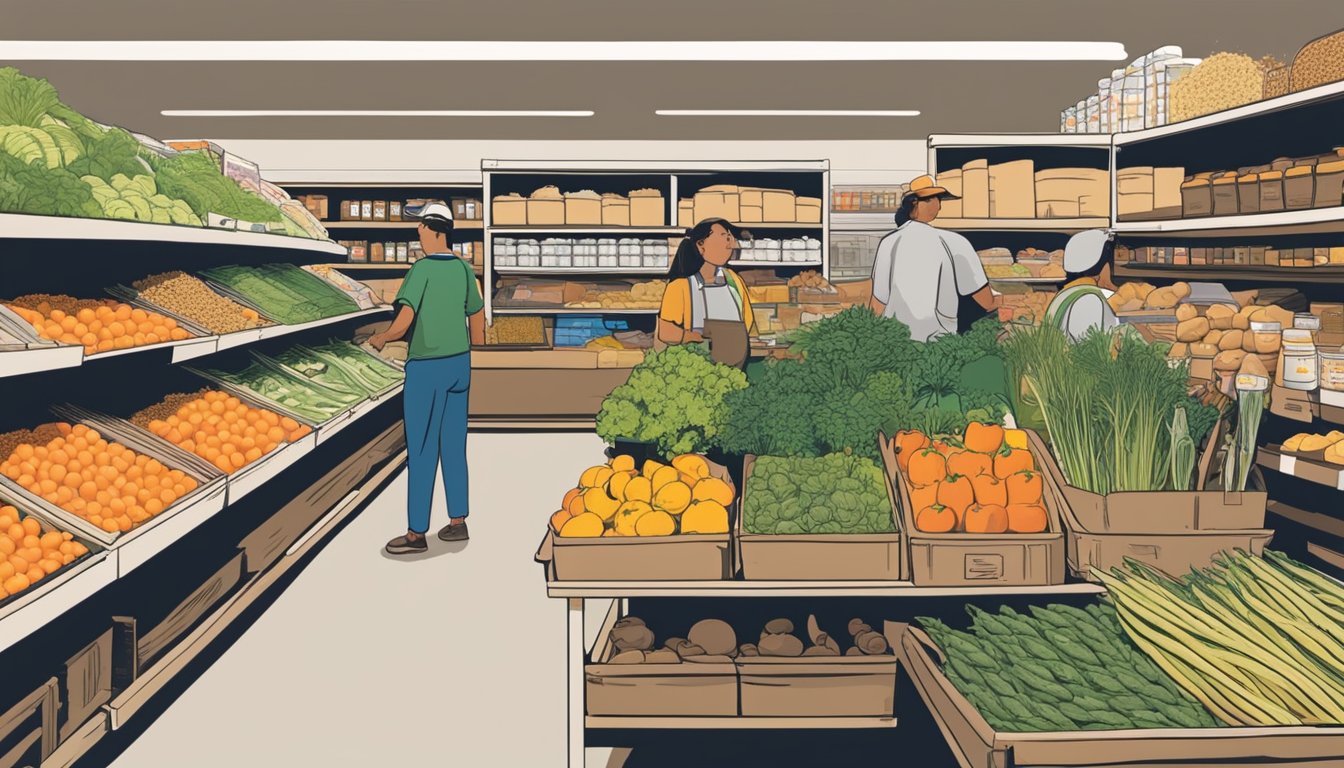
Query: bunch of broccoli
743 453 895 535
595 345 748 457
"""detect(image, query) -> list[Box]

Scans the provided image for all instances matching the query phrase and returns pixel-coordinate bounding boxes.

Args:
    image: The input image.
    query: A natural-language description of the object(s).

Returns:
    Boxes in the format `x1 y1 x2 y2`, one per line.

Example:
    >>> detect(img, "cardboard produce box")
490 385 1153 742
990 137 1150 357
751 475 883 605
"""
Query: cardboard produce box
1116 167 1154 195
900 623 1344 768
534 460 736 581
738 625 901 718
880 433 1065 587
565 192 602 225
602 195 631 226
960 159 990 219
677 199 693 228
735 455 906 581
629 189 666 226
1036 200 1082 218
762 189 797 222
693 186 738 224
988 160 1035 219
527 186 566 226
795 196 822 223
1153 167 1186 214
492 193 528 225
585 613 738 717
1027 431 1273 581
1117 193 1155 218
1181 177 1214 217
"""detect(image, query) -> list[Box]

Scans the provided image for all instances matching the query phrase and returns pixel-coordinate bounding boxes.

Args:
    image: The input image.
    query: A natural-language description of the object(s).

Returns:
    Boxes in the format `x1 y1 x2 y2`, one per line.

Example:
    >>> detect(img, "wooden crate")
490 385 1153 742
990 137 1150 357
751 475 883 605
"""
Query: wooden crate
137 552 246 669
0 678 57 768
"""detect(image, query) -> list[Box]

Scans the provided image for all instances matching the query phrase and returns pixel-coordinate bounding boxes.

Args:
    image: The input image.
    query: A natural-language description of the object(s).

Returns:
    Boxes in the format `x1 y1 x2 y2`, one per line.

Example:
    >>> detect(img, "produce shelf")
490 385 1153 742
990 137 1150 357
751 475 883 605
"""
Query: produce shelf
1267 385 1344 425
1257 445 1344 492
492 307 660 315
929 133 1112 149
113 481 228 577
933 217 1109 232
253 306 393 341
0 549 116 656
315 383 402 446
1114 79 1344 145
226 433 318 504
1114 263 1344 283
323 220 483 230
1111 206 1344 238
544 580 1105 599
327 263 485 276
82 335 218 365
0 345 84 379
1267 500 1344 541
0 212 348 255
493 266 671 276
584 716 897 730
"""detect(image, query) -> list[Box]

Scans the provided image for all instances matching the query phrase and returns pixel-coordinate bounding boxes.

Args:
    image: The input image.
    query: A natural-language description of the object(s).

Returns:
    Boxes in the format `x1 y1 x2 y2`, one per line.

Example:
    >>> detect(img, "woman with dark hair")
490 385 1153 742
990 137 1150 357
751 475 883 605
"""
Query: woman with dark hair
657 218 757 368
869 175 998 341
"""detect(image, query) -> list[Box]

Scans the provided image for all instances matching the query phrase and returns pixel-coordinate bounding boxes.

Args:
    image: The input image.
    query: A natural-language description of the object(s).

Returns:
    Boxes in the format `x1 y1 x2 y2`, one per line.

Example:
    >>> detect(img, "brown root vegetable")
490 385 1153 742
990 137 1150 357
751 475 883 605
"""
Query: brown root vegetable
663 637 689 652
763 618 794 635
1175 317 1211 342
738 643 759 657
805 615 841 654
854 630 890 655
758 633 805 657
846 647 865 657
848 619 873 637
688 619 737 656
1175 304 1199 323
1206 303 1236 330
643 649 681 664
610 650 646 664
803 645 841 657
685 654 734 664
677 643 706 658
611 620 655 652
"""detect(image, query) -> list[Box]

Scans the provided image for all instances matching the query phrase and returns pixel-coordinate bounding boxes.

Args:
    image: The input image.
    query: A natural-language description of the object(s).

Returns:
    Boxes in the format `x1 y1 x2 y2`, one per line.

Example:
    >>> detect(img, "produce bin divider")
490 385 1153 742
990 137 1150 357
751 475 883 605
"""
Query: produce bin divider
104 285 215 339
225 432 318 505
880 431 1066 587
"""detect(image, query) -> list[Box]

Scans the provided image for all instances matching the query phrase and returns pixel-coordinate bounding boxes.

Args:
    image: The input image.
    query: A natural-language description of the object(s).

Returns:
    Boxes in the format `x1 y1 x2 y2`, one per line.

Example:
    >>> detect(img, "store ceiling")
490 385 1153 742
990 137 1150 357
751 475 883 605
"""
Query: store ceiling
4 0 1341 141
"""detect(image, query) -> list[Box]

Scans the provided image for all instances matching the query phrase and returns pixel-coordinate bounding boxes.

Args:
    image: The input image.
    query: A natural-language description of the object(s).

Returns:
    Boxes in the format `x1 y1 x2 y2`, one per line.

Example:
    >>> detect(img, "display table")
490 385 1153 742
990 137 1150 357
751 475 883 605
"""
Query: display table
468 349 638 429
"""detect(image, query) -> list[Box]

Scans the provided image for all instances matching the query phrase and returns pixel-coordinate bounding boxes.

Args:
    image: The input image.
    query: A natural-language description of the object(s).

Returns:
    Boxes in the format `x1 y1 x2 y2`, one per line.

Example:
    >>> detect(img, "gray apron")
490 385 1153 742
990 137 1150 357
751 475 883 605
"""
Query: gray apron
689 273 749 370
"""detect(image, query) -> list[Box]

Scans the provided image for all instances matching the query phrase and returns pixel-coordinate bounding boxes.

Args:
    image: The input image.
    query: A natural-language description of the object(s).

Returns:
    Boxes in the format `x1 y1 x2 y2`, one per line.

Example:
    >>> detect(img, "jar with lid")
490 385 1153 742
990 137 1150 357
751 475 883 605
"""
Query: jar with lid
1321 348 1344 392
1251 321 1282 354
1280 328 1319 391
1295 313 1321 343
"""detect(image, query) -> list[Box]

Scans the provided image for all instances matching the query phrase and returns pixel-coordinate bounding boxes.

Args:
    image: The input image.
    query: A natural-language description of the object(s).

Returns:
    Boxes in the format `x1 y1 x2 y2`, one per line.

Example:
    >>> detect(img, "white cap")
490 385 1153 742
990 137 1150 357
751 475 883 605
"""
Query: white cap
404 200 454 224
1064 229 1112 274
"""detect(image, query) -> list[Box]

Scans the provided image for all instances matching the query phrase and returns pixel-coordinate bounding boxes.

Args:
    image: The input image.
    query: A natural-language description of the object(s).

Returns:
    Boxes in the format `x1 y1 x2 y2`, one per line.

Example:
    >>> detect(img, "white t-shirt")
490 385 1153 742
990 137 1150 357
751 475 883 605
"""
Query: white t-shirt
870 221 989 342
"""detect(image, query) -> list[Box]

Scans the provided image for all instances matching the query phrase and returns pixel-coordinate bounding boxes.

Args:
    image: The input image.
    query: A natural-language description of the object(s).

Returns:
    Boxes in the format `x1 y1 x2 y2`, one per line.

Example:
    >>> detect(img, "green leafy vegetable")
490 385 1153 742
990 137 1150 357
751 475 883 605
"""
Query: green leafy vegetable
743 453 894 535
147 150 282 222
0 68 60 128
0 151 102 218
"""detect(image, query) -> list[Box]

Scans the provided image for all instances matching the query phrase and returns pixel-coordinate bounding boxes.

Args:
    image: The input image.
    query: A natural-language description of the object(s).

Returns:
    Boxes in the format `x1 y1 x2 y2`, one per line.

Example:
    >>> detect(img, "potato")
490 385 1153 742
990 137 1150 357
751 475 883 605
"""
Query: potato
1118 298 1146 313
1219 329 1245 351
803 645 841 657
1232 308 1254 331
1107 294 1127 313
1191 342 1219 358
738 643 759 657
846 647 866 657
663 637 689 652
643 649 681 664
848 619 874 637
1176 304 1199 322
1242 331 1259 353
610 650 646 664
1206 304 1236 330
1203 330 1224 347
763 618 794 635
684 654 734 664
676 643 706 658
1171 281 1192 299
688 619 737 656
757 633 805 657
853 630 891 655
1266 305 1295 328
1214 350 1247 372
1146 287 1180 310
1176 317 1211 342
612 619 655 652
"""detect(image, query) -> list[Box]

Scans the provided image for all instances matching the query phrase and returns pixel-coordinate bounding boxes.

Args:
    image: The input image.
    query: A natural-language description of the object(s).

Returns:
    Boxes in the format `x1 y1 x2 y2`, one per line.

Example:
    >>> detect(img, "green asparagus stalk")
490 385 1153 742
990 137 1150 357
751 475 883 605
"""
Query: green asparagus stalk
1169 406 1196 491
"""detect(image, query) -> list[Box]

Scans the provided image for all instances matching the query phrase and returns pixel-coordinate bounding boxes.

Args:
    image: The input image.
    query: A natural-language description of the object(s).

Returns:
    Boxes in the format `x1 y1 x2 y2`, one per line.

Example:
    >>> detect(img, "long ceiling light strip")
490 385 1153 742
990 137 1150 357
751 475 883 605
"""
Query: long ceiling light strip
0 40 1128 62
656 110 920 117
161 109 593 117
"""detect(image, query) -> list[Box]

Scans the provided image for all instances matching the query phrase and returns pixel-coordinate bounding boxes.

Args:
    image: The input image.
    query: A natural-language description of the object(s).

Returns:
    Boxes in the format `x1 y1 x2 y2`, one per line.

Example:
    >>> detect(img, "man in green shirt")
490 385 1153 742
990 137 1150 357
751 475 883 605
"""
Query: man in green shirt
369 201 485 555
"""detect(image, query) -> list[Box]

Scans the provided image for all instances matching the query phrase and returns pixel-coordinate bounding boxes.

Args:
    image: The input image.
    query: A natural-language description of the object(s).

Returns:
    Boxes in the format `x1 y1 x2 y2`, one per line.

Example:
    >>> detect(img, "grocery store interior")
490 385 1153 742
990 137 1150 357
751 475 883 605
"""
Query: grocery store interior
7 2 1344 767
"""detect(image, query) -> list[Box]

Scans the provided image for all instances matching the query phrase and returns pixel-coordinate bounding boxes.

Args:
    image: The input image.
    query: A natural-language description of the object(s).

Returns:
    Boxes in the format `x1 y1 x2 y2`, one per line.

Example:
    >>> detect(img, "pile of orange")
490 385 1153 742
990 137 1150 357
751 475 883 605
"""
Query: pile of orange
0 423 198 534
0 505 89 599
146 391 311 474
6 301 193 355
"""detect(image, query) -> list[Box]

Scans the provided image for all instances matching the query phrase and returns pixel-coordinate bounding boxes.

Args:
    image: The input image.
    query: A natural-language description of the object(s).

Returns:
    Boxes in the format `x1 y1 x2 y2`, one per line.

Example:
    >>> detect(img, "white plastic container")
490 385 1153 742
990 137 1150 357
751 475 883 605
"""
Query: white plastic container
1320 348 1344 392
1076 99 1088 132
1097 78 1113 133
1282 329 1319 391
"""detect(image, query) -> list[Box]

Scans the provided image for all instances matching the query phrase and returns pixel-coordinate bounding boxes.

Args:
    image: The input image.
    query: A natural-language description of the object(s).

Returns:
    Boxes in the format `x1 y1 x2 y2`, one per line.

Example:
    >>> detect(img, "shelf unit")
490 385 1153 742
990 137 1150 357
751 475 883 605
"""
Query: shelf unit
0 212 347 255
324 220 484 230
1114 263 1344 284
482 160 830 325
1112 207 1344 238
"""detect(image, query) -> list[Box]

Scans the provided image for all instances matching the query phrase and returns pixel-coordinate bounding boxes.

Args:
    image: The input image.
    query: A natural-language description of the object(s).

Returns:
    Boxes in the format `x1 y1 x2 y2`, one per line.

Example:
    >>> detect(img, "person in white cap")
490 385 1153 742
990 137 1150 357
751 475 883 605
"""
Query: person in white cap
868 175 998 342
368 201 485 555
1044 229 1120 342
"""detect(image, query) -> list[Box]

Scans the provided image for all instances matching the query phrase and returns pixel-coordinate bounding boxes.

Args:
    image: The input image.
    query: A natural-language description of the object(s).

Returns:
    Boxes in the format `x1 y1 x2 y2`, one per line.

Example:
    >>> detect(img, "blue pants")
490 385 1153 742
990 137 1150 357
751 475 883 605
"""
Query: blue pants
403 353 471 533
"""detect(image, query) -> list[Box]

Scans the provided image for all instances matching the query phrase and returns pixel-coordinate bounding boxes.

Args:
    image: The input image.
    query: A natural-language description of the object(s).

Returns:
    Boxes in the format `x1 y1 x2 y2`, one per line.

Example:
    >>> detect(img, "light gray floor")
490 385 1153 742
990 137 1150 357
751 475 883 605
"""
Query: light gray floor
111 431 607 768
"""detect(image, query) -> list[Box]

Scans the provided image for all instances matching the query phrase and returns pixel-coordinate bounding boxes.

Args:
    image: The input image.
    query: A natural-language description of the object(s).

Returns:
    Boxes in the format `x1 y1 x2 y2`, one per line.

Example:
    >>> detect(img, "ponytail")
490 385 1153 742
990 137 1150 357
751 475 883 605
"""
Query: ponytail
670 217 743 279
893 193 919 227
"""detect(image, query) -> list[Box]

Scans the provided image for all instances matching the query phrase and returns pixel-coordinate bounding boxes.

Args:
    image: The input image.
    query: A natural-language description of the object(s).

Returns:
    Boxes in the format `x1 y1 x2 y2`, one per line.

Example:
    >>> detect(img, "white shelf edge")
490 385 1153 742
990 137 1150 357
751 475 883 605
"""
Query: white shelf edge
1111 206 1344 236
114 481 228 577
929 133 1113 149
546 580 1106 598
255 307 393 340
324 220 483 229
482 160 830 172
934 217 1110 232
0 345 84 379
0 550 117 656
585 716 898 730
226 433 318 504
1114 80 1344 145
490 227 681 235
0 212 346 254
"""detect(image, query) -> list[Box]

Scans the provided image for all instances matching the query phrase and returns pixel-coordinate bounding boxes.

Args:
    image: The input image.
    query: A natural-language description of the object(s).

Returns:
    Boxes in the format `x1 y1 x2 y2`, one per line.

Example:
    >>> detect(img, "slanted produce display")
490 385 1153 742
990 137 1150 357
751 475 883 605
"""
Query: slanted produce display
127 271 268 334
132 390 312 475
0 67 327 238
193 355 364 426
0 422 200 534
0 500 91 600
4 294 194 354
201 264 360 325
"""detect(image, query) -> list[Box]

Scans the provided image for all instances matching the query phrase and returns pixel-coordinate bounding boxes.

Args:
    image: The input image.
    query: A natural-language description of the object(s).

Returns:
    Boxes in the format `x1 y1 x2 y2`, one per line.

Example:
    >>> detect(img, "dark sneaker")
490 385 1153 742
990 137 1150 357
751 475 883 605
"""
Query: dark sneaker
385 533 428 555
437 521 469 542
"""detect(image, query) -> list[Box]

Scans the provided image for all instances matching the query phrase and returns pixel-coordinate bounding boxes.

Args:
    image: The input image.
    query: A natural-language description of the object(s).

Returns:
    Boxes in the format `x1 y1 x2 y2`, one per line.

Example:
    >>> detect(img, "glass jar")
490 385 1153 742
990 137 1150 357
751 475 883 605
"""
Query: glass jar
1251 321 1282 354
1281 328 1319 391
1321 348 1344 392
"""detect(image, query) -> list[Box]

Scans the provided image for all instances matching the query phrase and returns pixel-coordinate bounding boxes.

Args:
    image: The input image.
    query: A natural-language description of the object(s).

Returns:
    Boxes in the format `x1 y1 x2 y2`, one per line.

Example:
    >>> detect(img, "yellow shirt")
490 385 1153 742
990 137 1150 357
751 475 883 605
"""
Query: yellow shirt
1063 276 1098 290
659 270 757 336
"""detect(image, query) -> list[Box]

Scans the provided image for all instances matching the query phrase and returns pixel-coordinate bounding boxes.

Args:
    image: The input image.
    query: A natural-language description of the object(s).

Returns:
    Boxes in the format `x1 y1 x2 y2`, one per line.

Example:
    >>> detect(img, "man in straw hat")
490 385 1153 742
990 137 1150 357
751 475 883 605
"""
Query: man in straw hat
869 175 998 341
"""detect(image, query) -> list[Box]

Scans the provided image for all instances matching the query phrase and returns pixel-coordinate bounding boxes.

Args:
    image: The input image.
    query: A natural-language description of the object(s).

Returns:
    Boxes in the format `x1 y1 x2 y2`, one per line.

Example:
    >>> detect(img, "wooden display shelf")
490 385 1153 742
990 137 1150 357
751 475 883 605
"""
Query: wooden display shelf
1115 263 1344 283
1112 207 1344 238
545 580 1105 599
585 716 897 730
0 212 346 255
1268 500 1344 540
1257 445 1344 491
1268 385 1344 425
1114 78 1344 145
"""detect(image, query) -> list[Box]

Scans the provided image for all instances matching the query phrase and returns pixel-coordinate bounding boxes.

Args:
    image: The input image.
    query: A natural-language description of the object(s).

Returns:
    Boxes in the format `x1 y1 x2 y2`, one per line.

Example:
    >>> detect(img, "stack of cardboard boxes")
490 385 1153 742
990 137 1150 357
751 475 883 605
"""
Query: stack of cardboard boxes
679 186 822 227
492 187 665 227
939 160 1110 219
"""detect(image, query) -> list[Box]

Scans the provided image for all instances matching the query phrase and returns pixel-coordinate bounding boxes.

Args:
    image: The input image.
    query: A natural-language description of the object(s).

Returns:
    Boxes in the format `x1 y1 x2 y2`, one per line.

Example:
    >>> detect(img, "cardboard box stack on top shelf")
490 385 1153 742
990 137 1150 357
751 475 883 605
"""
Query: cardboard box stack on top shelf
951 158 1109 219
492 187 665 227
680 186 821 228
1168 150 1344 220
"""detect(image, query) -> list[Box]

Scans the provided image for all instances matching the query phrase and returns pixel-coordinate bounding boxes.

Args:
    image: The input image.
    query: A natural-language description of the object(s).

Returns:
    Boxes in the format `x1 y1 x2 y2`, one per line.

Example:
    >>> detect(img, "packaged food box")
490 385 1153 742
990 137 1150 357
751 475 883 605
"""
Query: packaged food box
1237 174 1261 214
629 189 666 226
492 194 528 225
1259 170 1286 212
1212 174 1239 216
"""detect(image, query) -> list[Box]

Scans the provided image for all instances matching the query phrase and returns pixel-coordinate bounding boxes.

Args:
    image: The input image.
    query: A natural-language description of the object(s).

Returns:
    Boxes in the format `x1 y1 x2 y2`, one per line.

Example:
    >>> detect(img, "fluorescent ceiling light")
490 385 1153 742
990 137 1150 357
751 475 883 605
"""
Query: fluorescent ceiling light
657 110 920 117
161 109 593 117
1 40 1128 62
